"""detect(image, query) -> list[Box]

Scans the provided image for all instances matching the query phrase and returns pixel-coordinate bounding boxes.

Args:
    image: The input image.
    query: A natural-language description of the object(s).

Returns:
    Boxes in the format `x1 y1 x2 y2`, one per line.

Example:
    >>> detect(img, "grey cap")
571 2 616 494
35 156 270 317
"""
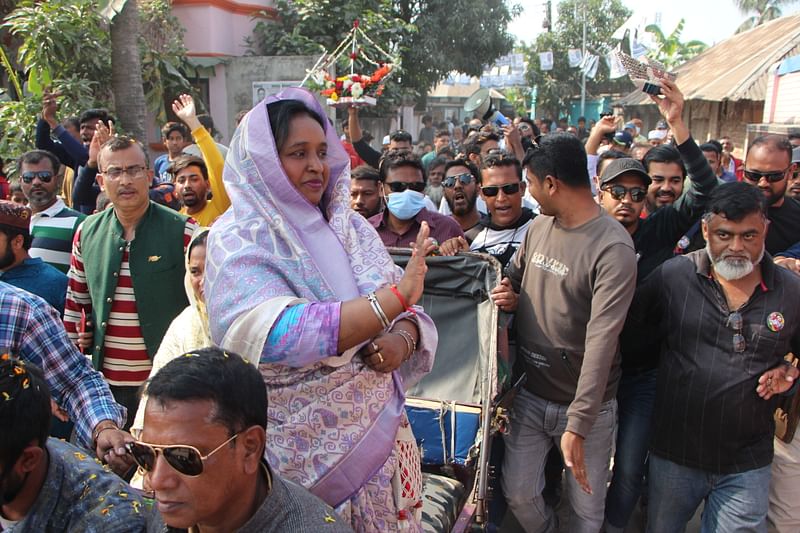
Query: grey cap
599 157 652 187
793 146 800 163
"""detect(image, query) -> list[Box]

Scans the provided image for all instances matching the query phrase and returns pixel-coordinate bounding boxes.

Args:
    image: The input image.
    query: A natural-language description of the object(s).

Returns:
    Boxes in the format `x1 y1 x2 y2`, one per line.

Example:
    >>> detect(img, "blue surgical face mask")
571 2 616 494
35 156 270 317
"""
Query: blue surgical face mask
386 190 427 221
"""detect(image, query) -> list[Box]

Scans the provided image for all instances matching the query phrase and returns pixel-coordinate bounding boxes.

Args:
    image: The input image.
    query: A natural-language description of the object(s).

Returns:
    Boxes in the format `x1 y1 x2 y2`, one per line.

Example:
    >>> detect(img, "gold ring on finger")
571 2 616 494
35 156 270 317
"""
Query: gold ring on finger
376 352 384 364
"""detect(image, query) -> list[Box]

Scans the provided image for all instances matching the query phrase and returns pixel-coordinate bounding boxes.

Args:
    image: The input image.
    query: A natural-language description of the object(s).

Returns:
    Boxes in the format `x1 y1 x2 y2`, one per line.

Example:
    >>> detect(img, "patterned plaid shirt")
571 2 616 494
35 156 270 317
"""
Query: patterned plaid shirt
0 282 124 448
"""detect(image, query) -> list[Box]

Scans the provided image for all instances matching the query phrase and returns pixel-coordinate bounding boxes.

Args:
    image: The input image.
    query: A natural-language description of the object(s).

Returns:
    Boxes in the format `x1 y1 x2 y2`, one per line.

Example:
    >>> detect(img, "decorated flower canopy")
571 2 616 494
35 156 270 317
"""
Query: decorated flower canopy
302 20 399 107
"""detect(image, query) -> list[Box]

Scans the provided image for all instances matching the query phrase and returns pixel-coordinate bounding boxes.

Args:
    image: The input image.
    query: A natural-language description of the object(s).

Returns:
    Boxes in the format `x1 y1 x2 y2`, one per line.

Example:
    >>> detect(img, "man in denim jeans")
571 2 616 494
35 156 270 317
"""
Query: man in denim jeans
626 181 800 532
491 134 636 531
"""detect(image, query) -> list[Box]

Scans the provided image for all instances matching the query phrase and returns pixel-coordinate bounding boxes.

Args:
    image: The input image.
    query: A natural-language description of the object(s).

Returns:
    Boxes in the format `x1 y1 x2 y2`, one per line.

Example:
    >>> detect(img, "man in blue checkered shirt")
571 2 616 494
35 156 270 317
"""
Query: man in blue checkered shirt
0 281 131 472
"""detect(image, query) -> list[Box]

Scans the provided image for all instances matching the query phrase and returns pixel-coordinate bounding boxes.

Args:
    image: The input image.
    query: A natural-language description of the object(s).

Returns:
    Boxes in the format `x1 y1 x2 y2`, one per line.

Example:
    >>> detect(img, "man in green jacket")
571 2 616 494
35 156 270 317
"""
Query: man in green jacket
64 134 197 428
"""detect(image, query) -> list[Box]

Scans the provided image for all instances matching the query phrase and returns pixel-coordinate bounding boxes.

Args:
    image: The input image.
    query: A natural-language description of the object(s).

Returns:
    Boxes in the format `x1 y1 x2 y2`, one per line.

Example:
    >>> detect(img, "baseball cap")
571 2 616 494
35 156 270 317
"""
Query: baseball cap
623 122 637 131
599 158 652 187
613 131 633 148
793 146 800 164
656 120 668 130
648 129 667 141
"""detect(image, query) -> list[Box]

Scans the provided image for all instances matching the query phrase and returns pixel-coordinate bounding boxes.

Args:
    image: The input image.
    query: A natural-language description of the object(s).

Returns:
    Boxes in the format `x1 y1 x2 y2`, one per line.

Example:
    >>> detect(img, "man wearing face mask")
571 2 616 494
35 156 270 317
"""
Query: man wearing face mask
369 150 463 249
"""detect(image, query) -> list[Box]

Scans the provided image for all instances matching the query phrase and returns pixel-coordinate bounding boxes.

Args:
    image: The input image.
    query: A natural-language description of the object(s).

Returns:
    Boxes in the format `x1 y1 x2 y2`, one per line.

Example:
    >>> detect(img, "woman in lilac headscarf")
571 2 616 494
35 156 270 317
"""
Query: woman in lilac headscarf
204 88 437 532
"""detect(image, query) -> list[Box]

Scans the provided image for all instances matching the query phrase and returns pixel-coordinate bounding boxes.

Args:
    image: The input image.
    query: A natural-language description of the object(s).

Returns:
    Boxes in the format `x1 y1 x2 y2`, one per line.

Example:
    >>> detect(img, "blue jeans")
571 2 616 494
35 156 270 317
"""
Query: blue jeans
502 388 617 533
647 454 771 533
605 367 658 528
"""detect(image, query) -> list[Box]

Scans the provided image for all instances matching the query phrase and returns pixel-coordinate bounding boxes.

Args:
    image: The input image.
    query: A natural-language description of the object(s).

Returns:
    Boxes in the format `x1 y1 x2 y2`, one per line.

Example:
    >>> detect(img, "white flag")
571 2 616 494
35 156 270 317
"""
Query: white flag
568 48 583 68
582 54 599 79
539 51 554 71
606 52 626 79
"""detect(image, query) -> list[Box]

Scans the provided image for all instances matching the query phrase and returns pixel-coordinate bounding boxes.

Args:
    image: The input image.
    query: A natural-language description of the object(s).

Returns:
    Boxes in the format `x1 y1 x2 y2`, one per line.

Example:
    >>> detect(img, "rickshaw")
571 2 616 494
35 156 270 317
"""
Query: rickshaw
390 249 511 532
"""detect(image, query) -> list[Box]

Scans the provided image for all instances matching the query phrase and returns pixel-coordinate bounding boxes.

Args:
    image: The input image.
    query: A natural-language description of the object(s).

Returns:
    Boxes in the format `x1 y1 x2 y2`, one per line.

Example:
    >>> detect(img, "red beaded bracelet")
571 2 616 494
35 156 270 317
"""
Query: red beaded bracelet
390 284 414 313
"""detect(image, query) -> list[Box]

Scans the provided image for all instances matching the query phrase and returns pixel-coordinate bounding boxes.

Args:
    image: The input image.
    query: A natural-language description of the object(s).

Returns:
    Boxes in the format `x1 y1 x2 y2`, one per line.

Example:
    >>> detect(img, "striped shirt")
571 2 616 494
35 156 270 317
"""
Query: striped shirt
64 219 195 387
30 198 86 274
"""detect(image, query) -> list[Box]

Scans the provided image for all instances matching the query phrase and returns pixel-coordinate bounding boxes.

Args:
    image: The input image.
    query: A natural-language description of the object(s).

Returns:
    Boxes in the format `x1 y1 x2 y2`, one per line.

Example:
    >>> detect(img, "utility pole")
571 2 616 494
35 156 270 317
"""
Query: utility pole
580 7 587 117
544 1 552 32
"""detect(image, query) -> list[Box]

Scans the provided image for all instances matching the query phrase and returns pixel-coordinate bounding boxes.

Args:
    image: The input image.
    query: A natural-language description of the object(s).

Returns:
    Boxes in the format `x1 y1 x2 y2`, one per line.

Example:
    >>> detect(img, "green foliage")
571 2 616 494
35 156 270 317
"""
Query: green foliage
503 86 532 117
0 0 195 164
736 0 789 33
248 0 519 113
4 0 111 90
0 0 110 165
524 0 631 120
645 20 707 70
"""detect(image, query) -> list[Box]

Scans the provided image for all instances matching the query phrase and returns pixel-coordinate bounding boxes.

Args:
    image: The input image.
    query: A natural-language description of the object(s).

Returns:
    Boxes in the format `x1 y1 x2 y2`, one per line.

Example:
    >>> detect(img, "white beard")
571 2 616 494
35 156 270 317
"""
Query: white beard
706 243 764 281
426 185 444 206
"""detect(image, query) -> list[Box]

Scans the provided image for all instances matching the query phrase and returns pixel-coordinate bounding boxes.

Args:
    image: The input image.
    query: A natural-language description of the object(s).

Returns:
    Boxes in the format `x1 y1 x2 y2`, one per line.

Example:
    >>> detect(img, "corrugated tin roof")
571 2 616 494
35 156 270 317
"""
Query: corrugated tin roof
617 15 800 106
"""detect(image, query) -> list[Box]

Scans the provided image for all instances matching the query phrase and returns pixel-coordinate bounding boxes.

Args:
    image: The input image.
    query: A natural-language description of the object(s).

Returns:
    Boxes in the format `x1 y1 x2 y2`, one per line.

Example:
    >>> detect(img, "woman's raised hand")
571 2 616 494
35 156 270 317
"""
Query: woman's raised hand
397 222 431 307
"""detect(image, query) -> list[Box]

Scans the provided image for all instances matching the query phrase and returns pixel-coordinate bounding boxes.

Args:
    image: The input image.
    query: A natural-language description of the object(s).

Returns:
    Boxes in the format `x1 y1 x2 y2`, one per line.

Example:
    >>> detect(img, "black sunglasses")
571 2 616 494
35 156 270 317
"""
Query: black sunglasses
602 184 648 203
443 173 474 188
728 311 746 353
481 183 521 197
386 181 426 193
21 171 54 184
743 166 791 183
127 433 238 477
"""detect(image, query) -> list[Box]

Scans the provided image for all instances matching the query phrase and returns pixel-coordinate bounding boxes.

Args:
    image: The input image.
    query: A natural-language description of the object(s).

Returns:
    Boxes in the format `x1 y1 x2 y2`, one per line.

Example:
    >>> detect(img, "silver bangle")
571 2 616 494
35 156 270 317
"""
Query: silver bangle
366 292 391 329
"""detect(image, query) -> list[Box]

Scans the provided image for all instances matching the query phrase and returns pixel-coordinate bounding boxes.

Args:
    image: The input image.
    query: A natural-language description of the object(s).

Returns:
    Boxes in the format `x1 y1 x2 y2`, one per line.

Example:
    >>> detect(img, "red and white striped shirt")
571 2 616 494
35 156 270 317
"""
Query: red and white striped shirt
64 220 195 386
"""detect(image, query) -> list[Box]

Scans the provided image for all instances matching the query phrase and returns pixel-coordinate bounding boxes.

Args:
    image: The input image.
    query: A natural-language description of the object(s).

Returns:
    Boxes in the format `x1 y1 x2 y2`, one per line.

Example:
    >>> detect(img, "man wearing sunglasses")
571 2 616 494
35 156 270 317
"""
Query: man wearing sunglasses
0 358 146 532
742 135 800 255
369 150 463 249
440 159 482 243
141 348 350 532
17 150 86 275
601 79 718 532
625 183 800 532
441 152 535 268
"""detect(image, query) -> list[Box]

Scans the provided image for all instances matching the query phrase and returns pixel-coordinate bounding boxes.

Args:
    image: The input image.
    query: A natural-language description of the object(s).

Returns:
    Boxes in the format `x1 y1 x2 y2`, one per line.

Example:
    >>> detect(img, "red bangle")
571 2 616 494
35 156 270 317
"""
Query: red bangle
390 284 412 312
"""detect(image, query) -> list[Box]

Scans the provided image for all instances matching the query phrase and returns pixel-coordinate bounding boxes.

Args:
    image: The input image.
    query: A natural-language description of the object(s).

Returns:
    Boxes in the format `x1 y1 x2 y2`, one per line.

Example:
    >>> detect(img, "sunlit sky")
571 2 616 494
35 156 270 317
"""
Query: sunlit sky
510 0 800 47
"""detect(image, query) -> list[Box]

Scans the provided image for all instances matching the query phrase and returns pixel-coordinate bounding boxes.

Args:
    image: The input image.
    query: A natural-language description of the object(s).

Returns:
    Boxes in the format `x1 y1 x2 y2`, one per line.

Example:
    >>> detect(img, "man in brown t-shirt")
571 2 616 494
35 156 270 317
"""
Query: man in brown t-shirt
491 133 637 532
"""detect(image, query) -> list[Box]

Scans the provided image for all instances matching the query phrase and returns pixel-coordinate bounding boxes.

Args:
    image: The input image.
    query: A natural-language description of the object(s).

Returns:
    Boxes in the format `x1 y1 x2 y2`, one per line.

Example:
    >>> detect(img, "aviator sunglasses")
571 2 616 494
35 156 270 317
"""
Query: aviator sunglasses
443 173 474 188
126 433 239 477
602 184 648 203
21 171 54 184
481 183 521 197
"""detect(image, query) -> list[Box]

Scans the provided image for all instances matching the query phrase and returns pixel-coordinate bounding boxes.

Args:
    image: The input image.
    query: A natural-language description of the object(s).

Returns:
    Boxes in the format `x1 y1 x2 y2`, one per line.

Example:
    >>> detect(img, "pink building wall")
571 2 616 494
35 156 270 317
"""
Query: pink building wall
157 0 276 144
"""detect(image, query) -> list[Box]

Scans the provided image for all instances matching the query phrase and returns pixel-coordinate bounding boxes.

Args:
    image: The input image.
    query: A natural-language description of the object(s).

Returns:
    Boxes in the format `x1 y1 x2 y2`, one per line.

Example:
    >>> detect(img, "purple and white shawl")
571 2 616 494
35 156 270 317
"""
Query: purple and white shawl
204 87 435 526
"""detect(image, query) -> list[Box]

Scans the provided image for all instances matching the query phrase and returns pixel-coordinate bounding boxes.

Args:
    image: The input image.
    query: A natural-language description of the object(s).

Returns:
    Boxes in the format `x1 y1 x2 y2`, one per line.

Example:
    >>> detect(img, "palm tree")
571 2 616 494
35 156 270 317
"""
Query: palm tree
645 20 708 69
736 0 789 33
102 0 147 141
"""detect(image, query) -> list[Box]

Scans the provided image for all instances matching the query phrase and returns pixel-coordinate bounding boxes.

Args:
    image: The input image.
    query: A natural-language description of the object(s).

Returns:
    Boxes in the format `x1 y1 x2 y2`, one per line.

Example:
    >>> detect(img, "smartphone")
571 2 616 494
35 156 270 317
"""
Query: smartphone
642 82 661 95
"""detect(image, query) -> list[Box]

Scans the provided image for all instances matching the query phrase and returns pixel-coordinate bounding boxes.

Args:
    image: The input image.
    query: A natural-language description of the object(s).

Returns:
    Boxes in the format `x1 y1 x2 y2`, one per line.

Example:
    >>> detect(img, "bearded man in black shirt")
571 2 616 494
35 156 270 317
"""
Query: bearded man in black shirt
627 182 800 533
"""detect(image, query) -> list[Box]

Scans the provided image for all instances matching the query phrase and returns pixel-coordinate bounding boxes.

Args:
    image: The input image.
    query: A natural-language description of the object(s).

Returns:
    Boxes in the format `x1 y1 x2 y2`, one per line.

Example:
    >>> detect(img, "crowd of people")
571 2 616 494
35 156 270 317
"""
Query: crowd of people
0 75 799 533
